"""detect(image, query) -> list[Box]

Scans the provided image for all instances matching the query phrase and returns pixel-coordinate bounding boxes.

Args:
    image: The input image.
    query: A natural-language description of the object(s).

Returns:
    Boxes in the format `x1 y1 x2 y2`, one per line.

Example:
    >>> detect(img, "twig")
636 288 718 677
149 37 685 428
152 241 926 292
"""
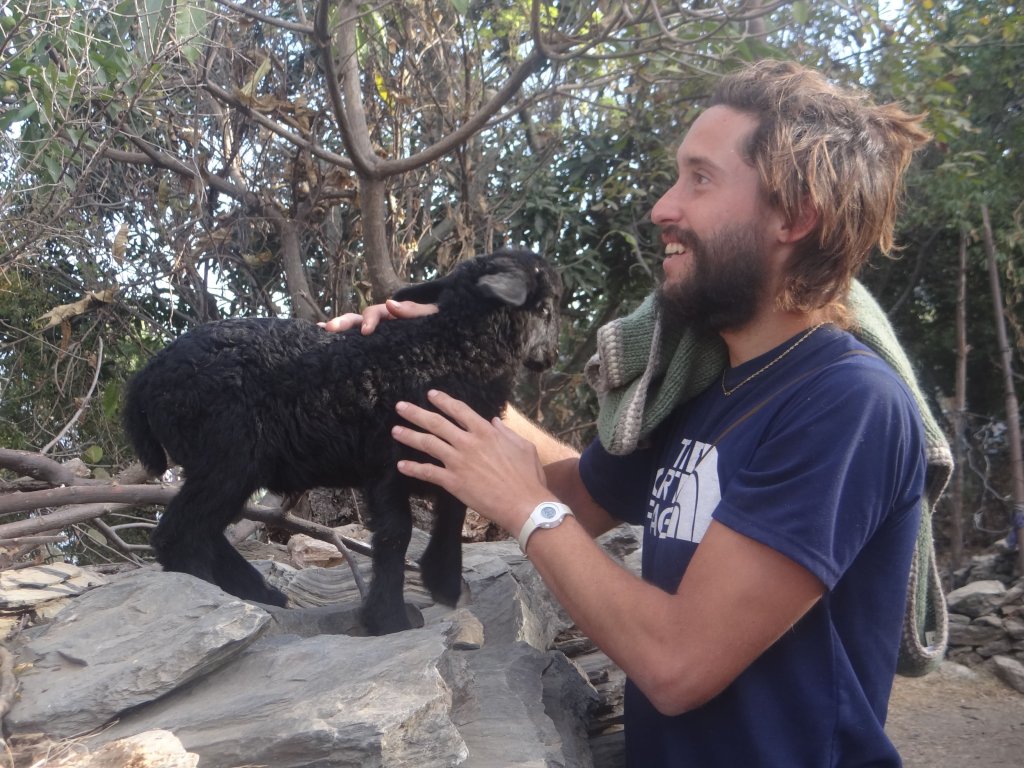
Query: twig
327 529 368 599
40 339 103 456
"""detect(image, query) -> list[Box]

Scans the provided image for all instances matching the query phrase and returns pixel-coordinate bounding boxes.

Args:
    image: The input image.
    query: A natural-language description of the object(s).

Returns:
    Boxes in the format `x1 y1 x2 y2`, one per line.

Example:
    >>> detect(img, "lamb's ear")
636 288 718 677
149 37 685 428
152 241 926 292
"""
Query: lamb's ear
476 270 530 307
393 274 453 304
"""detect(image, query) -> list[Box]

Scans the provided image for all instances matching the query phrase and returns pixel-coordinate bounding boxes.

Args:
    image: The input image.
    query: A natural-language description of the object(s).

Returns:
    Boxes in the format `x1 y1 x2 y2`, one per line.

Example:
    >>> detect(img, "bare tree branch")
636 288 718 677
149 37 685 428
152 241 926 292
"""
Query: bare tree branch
0 449 80 488
40 339 103 456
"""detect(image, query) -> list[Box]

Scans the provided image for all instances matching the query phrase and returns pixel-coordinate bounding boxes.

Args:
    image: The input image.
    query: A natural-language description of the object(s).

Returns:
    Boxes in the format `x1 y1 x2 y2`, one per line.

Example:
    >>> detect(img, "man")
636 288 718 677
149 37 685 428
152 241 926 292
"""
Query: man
328 60 931 766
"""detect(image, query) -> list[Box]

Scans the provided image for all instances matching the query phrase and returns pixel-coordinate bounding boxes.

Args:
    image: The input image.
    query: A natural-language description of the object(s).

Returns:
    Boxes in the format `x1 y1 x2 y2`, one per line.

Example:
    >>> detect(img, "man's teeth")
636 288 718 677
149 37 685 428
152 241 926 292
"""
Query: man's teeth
665 243 687 255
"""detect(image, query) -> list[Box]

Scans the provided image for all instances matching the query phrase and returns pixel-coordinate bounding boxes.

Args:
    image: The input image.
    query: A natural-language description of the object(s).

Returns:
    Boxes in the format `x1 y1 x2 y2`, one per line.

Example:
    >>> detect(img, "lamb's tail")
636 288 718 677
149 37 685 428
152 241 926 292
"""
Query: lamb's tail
121 374 168 477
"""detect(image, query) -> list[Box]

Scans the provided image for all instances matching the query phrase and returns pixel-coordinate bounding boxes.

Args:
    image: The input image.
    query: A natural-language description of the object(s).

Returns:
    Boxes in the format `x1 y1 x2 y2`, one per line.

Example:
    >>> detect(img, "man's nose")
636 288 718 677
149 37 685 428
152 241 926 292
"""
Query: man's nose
651 183 682 228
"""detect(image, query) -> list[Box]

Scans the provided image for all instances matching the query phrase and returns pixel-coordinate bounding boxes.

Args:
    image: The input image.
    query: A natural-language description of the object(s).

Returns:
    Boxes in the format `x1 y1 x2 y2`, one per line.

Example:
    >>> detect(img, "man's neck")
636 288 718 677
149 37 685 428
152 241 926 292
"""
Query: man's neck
719 307 829 367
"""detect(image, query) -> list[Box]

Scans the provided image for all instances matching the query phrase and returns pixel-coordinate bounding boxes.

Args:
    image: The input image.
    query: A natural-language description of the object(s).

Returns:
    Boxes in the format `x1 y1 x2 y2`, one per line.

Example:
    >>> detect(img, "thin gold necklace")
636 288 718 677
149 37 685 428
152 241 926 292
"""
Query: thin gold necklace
721 323 828 397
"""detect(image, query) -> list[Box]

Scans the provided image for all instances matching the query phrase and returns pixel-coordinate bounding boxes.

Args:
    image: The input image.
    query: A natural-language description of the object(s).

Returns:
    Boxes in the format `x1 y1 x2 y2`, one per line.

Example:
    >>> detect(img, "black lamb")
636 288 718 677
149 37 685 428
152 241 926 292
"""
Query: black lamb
122 248 562 634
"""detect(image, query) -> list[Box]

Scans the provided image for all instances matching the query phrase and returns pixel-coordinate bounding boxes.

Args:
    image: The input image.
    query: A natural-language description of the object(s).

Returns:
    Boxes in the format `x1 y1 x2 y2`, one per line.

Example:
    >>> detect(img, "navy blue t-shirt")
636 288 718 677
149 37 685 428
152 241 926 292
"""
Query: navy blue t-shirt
580 325 926 767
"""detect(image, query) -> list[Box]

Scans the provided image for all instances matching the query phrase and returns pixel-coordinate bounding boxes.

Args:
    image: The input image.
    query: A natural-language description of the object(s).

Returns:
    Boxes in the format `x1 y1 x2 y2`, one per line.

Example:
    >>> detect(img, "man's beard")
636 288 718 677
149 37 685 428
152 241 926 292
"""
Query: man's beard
656 222 771 334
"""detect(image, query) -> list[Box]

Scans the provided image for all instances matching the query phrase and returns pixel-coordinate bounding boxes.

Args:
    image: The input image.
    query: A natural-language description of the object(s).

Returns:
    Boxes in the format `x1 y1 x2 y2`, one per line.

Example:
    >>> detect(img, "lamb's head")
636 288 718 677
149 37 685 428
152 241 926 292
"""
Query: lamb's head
394 248 562 371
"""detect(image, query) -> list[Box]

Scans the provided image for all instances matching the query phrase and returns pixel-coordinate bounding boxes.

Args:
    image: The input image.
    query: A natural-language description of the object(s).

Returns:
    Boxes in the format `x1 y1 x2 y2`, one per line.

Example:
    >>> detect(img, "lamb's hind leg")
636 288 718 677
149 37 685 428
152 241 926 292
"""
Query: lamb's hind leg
419 491 467 607
152 474 287 607
362 473 415 635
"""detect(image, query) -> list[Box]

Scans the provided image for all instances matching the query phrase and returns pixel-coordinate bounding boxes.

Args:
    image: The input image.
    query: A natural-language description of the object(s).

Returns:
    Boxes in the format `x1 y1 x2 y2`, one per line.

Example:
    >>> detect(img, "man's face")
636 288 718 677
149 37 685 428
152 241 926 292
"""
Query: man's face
650 106 784 333
655 219 769 333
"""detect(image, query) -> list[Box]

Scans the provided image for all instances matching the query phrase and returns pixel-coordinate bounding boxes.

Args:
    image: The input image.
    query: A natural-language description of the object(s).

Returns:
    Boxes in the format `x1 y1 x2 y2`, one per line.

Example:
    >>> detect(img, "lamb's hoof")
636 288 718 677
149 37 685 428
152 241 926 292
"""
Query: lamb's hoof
361 603 424 636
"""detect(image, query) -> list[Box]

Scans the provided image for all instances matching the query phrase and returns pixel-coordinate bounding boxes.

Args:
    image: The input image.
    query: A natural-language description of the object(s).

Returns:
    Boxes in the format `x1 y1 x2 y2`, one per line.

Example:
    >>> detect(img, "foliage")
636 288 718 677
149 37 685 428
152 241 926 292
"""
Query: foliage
855 0 1024 547
0 0 1020 562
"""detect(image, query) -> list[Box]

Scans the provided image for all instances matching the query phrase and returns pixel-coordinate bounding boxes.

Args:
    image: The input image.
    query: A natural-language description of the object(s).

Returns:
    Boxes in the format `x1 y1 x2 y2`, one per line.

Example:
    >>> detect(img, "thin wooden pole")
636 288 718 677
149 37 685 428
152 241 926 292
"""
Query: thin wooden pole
981 204 1024 575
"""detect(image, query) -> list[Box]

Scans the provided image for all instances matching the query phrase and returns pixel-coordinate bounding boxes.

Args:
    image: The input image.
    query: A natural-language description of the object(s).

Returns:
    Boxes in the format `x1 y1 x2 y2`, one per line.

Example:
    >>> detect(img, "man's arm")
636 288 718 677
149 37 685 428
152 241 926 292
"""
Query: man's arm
391 391 825 715
502 405 620 538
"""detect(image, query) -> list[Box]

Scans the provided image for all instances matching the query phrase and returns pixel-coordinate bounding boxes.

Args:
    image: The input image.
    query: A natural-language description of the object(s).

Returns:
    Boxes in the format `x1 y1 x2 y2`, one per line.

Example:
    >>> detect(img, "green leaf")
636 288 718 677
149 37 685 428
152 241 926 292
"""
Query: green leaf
102 381 122 421
176 1 212 65
83 527 108 546
83 444 104 464
792 1 810 26
0 101 37 132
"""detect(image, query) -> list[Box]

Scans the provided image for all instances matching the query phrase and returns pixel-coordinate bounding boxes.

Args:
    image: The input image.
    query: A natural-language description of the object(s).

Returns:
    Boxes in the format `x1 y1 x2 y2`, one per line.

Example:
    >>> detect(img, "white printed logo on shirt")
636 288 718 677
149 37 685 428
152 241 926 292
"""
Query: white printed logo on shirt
647 439 721 544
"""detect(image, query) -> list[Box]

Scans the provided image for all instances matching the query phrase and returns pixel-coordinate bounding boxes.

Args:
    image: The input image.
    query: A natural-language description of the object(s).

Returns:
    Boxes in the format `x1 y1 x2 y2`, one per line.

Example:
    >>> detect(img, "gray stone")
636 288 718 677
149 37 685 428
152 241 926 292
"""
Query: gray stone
460 542 573 651
976 638 1014 658
92 630 467 768
0 563 106 610
945 647 985 667
9 541 607 768
446 607 485 650
947 619 1008 647
992 655 1024 694
9 569 270 738
1001 579 1024 607
946 580 1007 619
449 643 596 767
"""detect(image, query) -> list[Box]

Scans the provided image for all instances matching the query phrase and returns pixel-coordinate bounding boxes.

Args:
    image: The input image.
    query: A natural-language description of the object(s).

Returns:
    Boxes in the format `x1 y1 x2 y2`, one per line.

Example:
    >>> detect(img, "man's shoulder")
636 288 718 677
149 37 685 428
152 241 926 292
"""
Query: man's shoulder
803 329 918 402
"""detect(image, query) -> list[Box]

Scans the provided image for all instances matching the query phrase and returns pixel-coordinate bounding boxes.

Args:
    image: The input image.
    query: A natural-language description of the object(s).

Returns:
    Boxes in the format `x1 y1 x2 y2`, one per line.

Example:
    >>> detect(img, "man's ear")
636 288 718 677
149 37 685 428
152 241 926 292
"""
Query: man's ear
779 199 819 245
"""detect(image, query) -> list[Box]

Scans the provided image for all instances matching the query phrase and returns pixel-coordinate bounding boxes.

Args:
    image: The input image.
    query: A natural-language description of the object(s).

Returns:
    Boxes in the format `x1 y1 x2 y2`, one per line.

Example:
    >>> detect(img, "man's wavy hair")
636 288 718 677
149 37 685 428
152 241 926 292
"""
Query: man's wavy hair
710 60 931 321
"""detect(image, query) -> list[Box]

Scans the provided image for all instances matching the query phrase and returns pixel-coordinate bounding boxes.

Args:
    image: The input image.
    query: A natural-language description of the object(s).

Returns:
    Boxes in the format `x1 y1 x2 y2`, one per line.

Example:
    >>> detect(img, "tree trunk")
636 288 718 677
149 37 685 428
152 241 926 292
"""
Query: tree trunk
361 176 405 300
950 229 969 569
264 204 324 322
981 204 1024 575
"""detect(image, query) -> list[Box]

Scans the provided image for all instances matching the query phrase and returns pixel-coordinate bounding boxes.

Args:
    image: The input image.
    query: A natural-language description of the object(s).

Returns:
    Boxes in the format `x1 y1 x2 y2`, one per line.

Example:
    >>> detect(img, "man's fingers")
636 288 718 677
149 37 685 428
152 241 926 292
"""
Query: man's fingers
318 313 365 333
319 300 438 335
394 398 471 445
387 299 439 320
423 390 491 432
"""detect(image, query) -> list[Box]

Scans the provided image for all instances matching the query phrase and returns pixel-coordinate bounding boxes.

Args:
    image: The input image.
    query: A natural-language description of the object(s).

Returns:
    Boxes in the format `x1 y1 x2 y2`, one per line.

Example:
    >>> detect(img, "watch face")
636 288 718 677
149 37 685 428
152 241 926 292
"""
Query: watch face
539 504 559 520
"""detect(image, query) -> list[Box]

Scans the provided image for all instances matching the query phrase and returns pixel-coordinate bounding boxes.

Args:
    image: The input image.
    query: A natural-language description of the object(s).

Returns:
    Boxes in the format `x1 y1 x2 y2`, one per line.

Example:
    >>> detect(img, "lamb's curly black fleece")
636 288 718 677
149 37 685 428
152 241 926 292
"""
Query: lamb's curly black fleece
123 248 562 634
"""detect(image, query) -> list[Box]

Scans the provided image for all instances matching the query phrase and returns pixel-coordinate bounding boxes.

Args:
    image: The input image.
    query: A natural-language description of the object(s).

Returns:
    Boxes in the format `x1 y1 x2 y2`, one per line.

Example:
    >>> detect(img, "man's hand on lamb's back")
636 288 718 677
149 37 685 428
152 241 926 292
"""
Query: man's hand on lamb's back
319 299 438 335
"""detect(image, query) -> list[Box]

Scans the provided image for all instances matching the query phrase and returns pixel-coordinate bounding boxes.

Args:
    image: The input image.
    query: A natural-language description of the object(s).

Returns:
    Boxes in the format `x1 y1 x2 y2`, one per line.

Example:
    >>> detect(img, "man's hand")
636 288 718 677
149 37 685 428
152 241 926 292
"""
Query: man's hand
391 390 551 536
319 299 438 335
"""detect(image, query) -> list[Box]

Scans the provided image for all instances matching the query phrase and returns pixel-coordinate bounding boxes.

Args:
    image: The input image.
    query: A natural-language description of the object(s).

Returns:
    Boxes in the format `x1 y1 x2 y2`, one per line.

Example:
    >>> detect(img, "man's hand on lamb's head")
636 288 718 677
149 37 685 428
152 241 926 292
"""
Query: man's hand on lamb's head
320 299 438 335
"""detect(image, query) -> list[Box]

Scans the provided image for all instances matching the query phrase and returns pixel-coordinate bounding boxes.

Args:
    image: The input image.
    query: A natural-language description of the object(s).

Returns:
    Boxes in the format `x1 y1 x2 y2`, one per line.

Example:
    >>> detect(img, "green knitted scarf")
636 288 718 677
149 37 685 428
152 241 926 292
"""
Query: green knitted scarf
585 280 951 676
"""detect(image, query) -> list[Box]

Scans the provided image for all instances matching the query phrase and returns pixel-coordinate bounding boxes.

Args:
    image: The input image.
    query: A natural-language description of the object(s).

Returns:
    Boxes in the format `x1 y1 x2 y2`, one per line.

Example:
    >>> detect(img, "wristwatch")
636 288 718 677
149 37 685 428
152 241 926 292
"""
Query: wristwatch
518 501 574 553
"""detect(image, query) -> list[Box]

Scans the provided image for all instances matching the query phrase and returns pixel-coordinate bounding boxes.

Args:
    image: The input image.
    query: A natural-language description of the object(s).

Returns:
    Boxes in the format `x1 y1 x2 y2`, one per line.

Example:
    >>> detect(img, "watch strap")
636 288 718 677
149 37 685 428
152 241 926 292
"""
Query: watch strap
518 501 574 553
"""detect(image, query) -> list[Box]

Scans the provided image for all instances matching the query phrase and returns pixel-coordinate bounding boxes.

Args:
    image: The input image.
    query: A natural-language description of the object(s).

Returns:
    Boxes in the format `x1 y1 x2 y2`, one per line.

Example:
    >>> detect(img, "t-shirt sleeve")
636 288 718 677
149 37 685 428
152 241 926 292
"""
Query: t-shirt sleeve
579 437 657 526
712 363 926 589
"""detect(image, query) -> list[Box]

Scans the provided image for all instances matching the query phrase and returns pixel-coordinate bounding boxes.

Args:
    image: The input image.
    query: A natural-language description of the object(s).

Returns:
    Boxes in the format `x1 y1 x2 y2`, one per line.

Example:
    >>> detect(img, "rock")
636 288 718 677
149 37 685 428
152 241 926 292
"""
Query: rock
934 661 982 682
960 551 1016 584
991 655 1024 694
947 618 1007 647
447 643 596 767
51 730 198 768
8 540 606 768
1001 579 1024 607
460 542 572 650
287 533 345 568
446 607 485 650
92 630 467 768
976 638 1014 658
0 563 106 610
946 580 1007 619
9 569 270 738
946 647 985 667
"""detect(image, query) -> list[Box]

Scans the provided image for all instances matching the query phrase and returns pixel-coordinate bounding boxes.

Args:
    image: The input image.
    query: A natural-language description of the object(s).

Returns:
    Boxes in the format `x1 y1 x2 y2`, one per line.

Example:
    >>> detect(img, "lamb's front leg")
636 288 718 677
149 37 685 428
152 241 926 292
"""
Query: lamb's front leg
362 474 415 635
419 491 467 607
